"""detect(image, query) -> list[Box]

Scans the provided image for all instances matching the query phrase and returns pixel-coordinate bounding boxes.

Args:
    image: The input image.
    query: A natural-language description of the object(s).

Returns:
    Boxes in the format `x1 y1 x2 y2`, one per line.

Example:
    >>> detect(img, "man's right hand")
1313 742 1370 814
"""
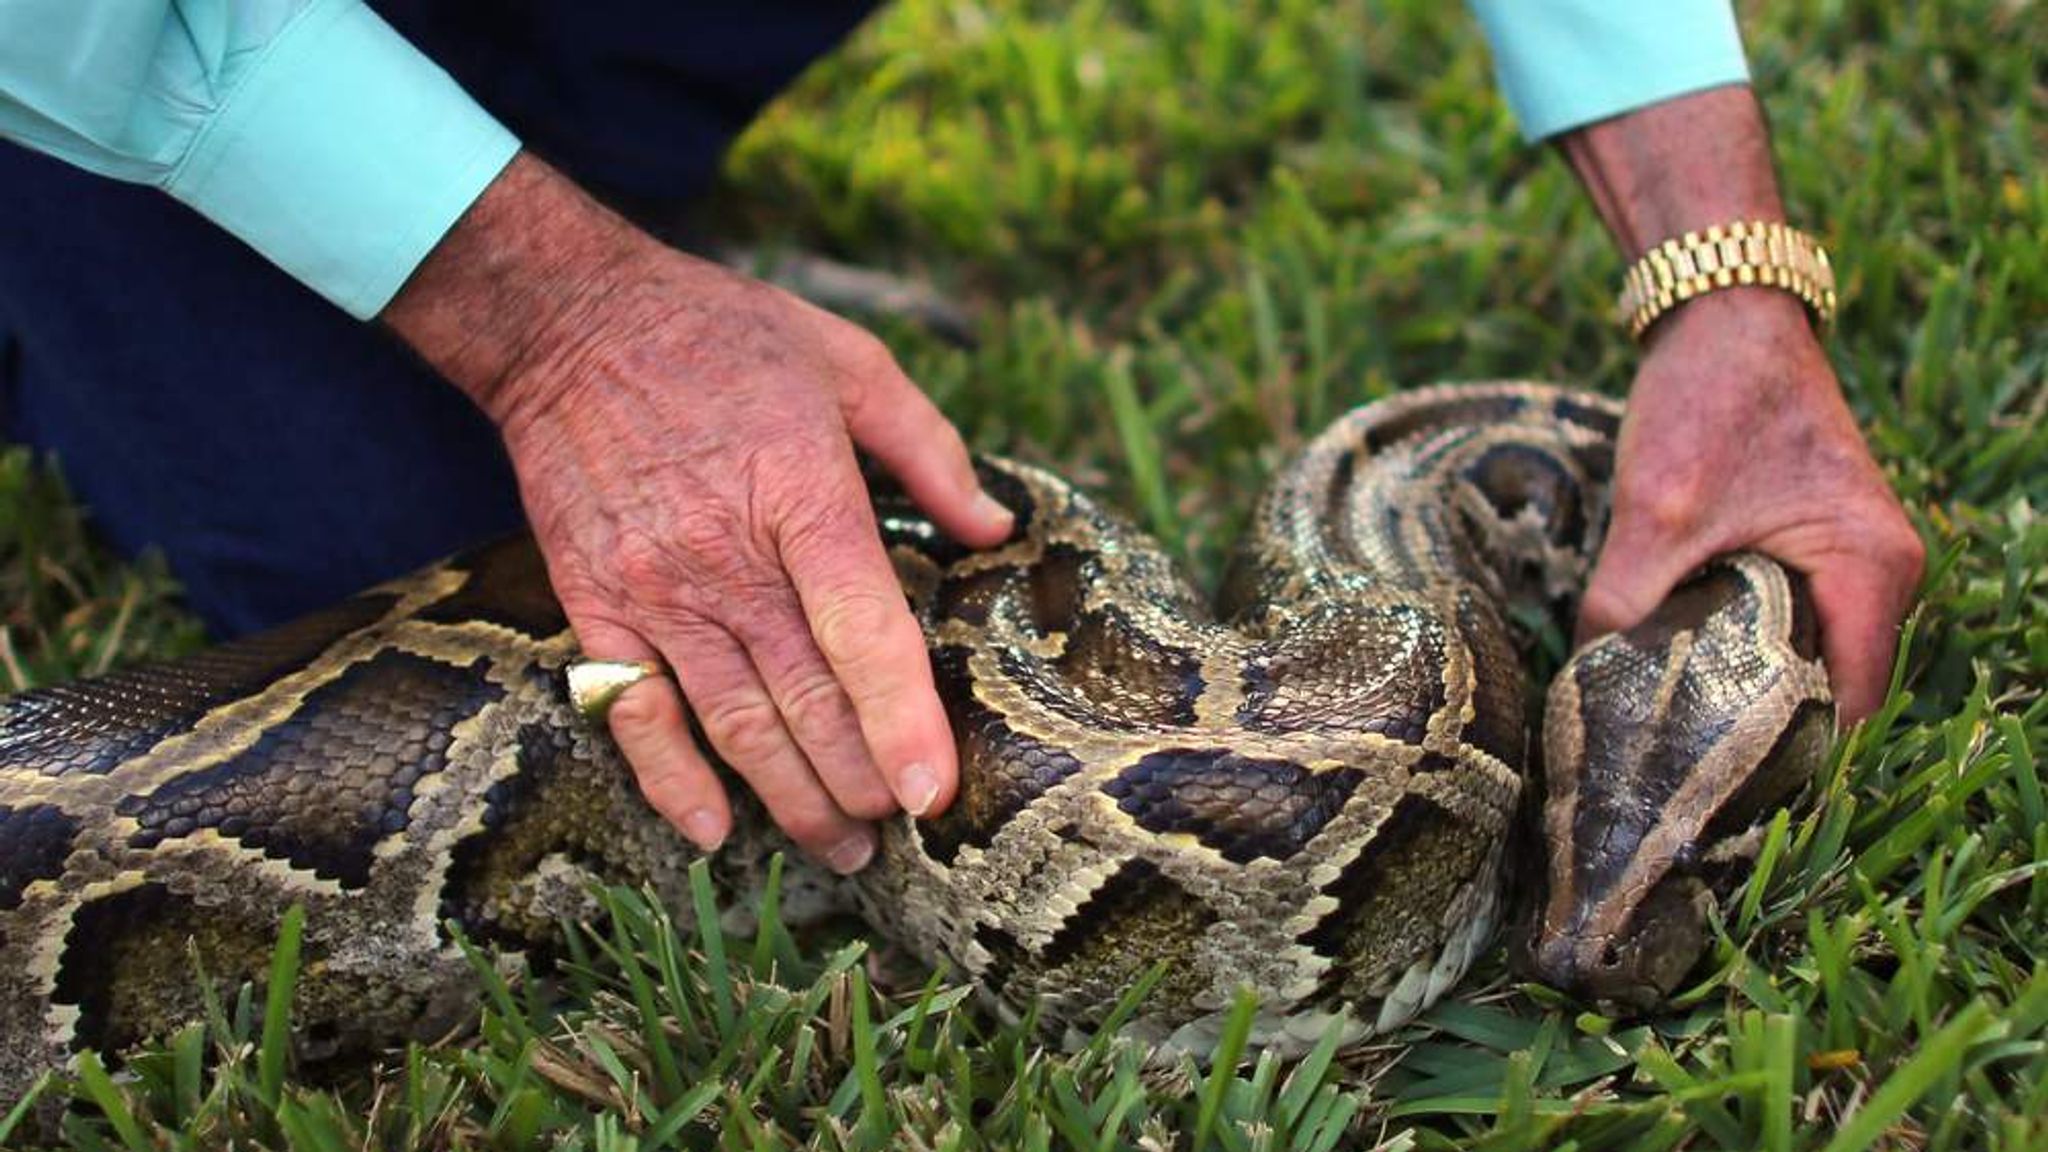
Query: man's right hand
383 153 1015 873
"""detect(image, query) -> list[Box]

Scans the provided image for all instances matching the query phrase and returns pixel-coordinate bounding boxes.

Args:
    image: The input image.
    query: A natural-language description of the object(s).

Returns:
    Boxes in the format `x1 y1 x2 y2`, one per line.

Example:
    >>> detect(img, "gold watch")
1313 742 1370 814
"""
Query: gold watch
1617 220 1837 340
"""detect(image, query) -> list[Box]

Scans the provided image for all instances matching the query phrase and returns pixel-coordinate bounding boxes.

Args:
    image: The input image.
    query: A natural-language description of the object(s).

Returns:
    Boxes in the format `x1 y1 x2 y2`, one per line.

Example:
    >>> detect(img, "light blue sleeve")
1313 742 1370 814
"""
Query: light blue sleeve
1466 1 1752 140
0 0 519 319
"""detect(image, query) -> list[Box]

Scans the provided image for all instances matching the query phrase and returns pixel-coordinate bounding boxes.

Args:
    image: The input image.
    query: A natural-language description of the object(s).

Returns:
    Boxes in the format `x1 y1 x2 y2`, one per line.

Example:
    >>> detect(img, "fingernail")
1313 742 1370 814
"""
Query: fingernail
827 834 876 875
899 762 939 817
682 809 726 852
974 492 1015 531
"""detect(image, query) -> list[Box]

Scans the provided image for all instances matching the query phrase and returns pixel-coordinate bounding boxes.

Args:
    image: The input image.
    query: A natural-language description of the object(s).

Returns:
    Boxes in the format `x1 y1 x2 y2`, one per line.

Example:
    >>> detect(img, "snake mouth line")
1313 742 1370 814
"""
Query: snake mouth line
1526 902 1710 1014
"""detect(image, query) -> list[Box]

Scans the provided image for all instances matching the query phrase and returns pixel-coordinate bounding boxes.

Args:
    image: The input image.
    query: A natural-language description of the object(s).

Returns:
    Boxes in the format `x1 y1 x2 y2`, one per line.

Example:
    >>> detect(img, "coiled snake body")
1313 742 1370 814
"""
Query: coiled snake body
0 383 1832 1101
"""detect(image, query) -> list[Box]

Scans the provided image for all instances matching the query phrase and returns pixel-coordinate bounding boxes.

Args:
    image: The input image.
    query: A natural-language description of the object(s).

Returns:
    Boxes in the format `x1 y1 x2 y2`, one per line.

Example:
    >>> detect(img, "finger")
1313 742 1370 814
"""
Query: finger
839 341 1014 547
575 621 733 851
1575 519 1713 646
1805 562 1914 725
665 622 878 873
778 494 959 821
738 605 902 822
606 675 732 851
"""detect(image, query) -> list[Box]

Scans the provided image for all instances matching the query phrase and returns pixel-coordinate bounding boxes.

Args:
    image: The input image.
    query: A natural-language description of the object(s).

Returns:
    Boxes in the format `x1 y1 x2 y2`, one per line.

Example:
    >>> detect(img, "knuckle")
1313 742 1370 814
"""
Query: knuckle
550 569 612 621
1887 524 1928 576
699 697 787 763
733 437 800 495
616 512 783 625
611 527 680 596
776 670 851 735
1625 473 1708 540
835 338 914 428
811 588 904 665
1574 582 1633 633
635 769 702 824
669 507 749 567
1829 498 1925 587
841 328 903 383
775 493 863 558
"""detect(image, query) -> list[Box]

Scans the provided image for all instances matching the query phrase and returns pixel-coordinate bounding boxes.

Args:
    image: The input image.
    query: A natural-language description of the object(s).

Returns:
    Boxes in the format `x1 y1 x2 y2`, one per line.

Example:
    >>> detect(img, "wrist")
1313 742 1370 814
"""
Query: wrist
1558 86 1787 257
380 152 642 422
1648 284 1813 349
1635 288 1841 413
1559 88 1838 344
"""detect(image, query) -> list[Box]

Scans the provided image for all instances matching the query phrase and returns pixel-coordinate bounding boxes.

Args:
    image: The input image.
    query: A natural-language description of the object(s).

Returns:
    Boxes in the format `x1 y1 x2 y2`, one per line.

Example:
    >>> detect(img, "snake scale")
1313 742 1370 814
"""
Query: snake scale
0 382 1833 1103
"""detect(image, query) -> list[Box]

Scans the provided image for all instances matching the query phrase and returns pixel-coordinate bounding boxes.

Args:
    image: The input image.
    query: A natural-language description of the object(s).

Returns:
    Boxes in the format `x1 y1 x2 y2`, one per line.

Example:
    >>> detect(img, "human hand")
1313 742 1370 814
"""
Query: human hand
384 155 1014 871
1576 290 1924 723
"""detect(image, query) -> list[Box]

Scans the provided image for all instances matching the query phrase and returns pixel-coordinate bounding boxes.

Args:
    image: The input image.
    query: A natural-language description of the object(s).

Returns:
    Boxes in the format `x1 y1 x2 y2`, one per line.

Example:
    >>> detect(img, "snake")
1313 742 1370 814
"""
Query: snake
0 381 1834 1104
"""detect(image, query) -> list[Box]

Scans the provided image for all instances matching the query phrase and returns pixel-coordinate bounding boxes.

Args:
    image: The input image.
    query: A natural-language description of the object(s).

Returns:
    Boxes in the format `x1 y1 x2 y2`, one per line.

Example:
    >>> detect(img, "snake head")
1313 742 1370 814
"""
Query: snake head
1523 554 1835 1013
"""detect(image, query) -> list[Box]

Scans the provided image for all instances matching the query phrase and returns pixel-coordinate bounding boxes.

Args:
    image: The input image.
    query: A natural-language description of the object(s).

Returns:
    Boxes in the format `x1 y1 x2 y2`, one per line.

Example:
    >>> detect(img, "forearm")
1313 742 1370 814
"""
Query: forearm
1558 87 1786 253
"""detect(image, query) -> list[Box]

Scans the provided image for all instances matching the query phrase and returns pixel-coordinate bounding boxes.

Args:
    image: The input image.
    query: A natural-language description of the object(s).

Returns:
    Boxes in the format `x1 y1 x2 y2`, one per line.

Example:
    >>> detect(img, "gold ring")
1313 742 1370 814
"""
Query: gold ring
565 658 666 722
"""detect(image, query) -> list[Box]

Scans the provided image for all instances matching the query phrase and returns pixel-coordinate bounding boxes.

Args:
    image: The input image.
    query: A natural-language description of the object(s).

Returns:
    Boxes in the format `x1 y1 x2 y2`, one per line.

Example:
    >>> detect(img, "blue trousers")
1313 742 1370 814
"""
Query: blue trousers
0 2 876 636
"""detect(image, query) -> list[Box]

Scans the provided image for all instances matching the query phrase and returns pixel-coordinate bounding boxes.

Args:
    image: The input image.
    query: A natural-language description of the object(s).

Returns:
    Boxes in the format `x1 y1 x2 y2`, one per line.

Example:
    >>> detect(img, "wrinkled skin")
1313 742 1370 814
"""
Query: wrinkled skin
385 156 1015 875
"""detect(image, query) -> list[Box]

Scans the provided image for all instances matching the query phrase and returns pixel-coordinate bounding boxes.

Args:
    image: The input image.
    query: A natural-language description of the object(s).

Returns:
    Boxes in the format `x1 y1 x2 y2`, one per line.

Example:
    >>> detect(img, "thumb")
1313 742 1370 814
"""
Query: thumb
1575 518 1712 647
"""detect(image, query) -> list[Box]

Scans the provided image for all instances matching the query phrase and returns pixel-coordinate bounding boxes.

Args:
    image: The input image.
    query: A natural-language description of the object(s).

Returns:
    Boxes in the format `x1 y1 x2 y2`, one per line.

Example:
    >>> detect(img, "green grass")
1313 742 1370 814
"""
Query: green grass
3 0 2043 1147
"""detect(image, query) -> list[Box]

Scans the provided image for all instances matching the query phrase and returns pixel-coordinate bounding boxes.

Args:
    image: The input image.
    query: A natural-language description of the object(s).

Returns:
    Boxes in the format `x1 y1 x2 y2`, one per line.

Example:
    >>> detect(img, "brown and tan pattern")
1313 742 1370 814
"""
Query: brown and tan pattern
0 382 1832 1103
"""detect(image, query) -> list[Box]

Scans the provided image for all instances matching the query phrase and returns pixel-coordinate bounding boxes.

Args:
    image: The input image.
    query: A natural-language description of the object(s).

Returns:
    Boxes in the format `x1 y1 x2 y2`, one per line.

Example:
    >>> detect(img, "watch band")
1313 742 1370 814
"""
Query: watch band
1617 220 1837 340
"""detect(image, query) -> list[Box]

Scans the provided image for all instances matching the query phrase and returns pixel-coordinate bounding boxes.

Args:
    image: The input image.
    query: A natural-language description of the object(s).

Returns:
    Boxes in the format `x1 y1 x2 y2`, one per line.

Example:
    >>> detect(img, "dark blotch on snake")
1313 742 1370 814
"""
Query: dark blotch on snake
1237 603 1447 743
118 652 502 888
1698 699 1833 848
438 720 625 947
0 590 398 779
0 804 79 912
1464 441 1587 547
1551 395 1621 438
53 882 271 1056
919 648 1083 866
1039 859 1207 966
1783 568 1822 661
933 564 1021 627
1364 392 1528 454
1055 602 1204 727
1300 793 1488 998
1104 750 1363 864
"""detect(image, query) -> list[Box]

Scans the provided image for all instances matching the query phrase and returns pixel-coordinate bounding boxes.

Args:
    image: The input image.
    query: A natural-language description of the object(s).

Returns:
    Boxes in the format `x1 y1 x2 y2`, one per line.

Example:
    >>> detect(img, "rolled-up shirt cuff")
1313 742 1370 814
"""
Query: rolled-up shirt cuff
1469 1 1752 141
163 0 519 319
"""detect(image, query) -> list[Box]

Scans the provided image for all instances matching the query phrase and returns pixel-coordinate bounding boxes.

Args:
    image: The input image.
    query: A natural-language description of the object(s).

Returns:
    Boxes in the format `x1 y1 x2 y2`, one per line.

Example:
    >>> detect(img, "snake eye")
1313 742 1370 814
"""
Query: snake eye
1670 842 1699 873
